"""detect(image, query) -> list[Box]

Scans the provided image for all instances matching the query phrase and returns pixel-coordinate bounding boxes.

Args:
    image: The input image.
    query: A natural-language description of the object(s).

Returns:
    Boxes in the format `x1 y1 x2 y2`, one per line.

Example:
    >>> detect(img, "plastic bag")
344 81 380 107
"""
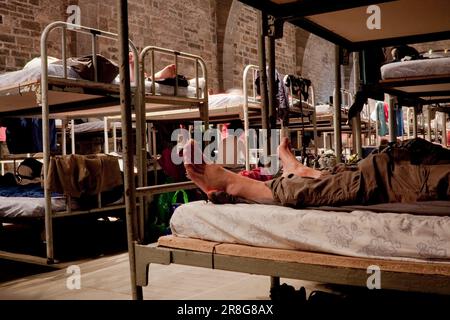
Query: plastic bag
154 189 189 236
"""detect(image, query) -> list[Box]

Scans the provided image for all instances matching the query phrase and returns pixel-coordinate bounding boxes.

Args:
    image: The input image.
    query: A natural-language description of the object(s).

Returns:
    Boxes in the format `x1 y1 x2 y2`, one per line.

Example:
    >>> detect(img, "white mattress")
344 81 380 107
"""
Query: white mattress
111 77 203 98
73 121 108 133
0 64 204 99
381 57 450 80
209 93 248 109
315 104 333 115
0 196 71 218
170 201 450 262
72 120 127 133
0 64 81 86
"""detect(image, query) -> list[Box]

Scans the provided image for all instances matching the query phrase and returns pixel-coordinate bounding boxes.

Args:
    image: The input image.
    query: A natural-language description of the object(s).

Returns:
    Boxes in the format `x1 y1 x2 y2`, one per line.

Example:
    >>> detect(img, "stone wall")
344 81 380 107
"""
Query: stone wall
0 0 307 94
6 1 445 103
0 0 74 72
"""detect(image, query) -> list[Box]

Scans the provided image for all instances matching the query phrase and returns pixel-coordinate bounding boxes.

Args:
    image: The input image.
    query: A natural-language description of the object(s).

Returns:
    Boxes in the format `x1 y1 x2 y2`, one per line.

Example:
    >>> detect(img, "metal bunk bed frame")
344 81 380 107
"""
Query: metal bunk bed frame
117 0 450 300
0 21 139 265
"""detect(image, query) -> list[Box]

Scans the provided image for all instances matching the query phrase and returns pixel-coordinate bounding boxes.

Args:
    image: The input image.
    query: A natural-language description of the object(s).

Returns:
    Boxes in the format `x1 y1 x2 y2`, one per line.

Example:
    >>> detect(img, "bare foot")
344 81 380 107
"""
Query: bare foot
185 163 231 194
154 64 176 80
183 139 241 196
278 137 299 174
278 137 321 179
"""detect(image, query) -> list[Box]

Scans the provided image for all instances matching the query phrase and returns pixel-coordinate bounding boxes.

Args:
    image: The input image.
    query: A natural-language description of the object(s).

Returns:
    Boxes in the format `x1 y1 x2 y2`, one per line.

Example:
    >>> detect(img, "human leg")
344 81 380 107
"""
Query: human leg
153 64 176 80
278 137 322 178
184 140 274 203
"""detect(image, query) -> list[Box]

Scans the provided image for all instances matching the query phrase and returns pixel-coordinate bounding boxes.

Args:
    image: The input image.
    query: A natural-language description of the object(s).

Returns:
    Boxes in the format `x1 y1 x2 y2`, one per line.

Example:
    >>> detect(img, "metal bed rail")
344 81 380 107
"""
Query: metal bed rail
136 46 209 241
243 64 262 171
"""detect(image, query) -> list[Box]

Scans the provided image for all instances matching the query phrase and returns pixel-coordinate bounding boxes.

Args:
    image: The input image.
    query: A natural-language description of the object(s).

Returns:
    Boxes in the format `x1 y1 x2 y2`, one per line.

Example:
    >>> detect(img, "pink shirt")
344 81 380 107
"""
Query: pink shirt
0 127 6 142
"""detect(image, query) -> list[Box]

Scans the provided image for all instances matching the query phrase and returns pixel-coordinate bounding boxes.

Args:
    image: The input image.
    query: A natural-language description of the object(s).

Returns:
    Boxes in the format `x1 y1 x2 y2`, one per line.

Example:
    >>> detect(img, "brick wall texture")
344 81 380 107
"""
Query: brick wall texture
1 0 450 101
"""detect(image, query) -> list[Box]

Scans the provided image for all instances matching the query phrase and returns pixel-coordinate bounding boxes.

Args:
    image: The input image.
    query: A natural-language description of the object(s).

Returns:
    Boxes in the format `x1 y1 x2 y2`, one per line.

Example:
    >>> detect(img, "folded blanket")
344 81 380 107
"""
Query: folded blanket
46 154 122 198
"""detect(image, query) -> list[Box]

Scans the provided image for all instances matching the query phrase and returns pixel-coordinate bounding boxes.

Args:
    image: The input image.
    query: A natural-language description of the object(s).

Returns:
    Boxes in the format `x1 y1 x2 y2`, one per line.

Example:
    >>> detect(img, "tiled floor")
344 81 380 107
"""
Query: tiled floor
0 252 323 300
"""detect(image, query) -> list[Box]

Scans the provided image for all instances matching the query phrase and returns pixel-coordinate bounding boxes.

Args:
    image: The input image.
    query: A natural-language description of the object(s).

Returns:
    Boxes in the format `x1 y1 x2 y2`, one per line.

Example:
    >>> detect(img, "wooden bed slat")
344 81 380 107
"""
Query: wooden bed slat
157 236 450 276
137 237 450 295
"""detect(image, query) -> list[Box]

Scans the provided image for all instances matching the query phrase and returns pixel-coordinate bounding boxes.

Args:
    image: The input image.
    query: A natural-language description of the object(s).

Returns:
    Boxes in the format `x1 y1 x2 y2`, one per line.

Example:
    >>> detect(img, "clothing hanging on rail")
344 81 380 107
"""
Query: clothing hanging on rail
395 106 404 137
375 101 388 136
4 118 56 154
255 68 289 121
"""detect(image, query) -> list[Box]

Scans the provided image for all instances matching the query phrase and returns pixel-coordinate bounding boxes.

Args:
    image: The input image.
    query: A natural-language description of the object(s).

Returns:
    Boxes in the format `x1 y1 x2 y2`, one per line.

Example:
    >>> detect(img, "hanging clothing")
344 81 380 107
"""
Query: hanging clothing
4 118 56 154
395 106 404 137
0 127 6 142
255 68 289 121
376 101 388 136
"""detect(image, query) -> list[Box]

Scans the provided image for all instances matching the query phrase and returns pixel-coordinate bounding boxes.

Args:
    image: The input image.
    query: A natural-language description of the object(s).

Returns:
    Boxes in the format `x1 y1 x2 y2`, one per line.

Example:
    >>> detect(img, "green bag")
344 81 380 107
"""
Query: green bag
154 189 189 236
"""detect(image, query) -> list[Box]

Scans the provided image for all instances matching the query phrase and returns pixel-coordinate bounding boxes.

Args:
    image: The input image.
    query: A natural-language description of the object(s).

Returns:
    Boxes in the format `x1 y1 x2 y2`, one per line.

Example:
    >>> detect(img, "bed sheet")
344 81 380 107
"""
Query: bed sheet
0 64 204 99
0 196 72 218
170 201 450 262
381 57 450 80
0 64 80 86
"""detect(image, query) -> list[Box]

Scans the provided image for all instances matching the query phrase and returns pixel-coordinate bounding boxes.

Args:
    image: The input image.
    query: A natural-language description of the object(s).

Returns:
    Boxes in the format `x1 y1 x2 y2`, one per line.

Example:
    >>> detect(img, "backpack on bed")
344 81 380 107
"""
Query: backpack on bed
16 158 43 181
65 54 119 83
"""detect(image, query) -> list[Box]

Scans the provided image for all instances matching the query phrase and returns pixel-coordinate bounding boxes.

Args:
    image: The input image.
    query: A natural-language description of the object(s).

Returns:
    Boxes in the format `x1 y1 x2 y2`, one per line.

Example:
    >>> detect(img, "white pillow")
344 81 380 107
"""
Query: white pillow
23 56 60 69
188 77 205 89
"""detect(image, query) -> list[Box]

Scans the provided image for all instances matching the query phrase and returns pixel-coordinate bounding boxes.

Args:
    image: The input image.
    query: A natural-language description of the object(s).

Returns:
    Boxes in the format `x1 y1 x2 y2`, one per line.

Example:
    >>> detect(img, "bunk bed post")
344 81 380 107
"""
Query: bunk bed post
113 123 118 153
61 25 67 79
434 108 439 142
117 0 142 300
267 33 277 136
406 108 411 139
62 119 67 155
352 52 363 158
311 85 318 156
257 11 269 133
40 22 55 264
442 112 448 147
388 95 397 143
413 105 418 138
70 119 75 154
427 106 432 141
136 48 147 242
91 33 98 82
199 60 209 133
243 65 255 171
174 54 179 96
333 45 342 163
103 117 109 154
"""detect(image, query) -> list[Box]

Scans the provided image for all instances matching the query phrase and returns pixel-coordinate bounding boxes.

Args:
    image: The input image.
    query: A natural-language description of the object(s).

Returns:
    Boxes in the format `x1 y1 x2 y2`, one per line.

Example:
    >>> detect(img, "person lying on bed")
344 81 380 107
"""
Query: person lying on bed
128 52 176 83
183 137 450 207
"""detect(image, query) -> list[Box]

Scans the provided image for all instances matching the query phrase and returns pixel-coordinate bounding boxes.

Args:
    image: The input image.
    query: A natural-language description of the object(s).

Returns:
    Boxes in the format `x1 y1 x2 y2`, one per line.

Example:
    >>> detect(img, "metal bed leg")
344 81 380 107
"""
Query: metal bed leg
387 95 396 143
333 45 342 163
62 119 67 155
442 112 448 147
427 107 432 141
413 106 418 138
71 119 75 154
41 22 55 265
104 117 109 154
270 276 280 291
117 0 141 300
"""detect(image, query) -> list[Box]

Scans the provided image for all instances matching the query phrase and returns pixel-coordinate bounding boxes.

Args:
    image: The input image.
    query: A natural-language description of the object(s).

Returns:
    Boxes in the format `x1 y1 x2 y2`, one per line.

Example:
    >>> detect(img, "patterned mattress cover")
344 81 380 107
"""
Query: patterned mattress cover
381 57 450 80
170 201 450 262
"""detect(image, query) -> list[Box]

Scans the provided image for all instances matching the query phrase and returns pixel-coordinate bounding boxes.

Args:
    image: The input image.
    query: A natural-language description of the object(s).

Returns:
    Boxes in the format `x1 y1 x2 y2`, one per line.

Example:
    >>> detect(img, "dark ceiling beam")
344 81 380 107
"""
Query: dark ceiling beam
238 0 395 18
